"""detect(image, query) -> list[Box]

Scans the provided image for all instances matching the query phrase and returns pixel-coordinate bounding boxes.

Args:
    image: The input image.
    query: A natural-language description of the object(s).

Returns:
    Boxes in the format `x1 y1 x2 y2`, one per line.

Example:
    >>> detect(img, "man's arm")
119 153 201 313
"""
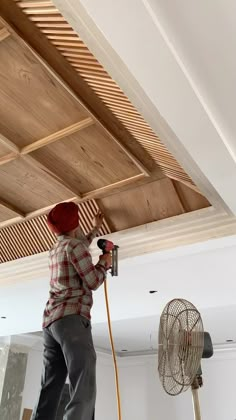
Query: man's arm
85 212 104 246
86 228 99 246
69 242 108 291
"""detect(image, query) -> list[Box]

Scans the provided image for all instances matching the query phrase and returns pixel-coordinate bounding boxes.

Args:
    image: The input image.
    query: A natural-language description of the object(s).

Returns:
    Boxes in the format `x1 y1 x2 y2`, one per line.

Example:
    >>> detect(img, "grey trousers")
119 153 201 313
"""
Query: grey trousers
31 314 96 420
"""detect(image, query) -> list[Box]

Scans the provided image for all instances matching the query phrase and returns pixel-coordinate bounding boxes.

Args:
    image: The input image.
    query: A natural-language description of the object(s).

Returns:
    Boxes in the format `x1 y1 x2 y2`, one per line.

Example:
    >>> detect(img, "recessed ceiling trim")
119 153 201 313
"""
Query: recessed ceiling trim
1 206 236 274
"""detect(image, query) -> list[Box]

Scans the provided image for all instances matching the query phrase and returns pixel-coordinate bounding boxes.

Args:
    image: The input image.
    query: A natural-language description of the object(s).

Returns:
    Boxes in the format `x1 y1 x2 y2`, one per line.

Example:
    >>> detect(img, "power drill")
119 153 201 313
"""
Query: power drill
97 239 119 276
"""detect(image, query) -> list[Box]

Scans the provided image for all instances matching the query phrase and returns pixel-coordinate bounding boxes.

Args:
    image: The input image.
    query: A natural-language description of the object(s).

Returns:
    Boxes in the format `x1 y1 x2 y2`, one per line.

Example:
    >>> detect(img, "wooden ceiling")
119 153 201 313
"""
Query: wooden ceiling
0 0 209 263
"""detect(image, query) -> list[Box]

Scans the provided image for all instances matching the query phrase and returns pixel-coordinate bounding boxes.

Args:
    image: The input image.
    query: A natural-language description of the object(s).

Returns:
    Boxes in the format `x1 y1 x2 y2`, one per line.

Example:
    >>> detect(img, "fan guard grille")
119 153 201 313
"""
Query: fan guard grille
158 299 204 396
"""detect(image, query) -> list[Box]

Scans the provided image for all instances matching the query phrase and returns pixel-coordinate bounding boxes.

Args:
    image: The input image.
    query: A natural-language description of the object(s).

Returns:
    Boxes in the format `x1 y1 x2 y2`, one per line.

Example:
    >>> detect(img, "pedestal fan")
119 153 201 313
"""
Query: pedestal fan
158 299 213 420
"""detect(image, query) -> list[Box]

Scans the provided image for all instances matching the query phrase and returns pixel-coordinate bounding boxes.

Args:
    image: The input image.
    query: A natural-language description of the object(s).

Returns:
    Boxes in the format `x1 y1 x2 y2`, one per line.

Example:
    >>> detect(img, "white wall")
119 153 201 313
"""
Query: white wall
21 345 236 420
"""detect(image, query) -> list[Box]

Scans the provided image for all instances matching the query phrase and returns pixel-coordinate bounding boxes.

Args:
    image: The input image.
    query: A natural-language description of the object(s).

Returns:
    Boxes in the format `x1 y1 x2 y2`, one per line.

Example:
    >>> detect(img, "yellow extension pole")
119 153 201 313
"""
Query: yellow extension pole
104 279 122 420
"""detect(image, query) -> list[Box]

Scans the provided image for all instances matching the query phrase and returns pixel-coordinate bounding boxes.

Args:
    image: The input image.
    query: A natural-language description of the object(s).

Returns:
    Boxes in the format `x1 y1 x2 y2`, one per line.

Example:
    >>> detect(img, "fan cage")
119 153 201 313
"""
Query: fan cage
158 299 204 396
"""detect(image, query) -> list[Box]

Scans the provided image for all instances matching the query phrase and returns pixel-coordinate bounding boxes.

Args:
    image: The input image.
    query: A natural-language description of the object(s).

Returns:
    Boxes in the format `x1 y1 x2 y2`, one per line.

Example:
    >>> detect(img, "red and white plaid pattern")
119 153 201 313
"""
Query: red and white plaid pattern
43 228 107 328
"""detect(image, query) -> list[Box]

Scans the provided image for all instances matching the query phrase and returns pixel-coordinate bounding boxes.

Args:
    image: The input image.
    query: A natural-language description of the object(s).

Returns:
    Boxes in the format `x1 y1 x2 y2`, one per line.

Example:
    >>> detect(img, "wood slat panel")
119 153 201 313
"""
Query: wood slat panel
0 199 111 263
0 32 89 148
18 2 52 8
36 22 71 28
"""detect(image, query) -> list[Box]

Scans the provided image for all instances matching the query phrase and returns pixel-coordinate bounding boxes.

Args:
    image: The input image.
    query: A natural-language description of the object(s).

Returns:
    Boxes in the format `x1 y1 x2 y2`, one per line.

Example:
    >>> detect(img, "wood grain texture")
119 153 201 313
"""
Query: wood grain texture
83 174 146 201
0 133 20 153
0 0 211 245
0 167 164 230
30 122 142 194
21 117 94 154
0 151 17 164
22 408 33 420
98 178 186 231
0 200 111 262
22 154 82 197
0 31 89 148
0 198 25 217
0 26 10 42
0 158 74 213
0 203 23 223
0 0 157 174
172 180 210 212
12 0 194 187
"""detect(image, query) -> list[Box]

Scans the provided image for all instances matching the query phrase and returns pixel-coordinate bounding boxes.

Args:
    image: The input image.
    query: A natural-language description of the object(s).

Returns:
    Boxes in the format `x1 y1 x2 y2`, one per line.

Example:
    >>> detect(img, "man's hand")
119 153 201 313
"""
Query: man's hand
99 253 112 269
93 212 104 230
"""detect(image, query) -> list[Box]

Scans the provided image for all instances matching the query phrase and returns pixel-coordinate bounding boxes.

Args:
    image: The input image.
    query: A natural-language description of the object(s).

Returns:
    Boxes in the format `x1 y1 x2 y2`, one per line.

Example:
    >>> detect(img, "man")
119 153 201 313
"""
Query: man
32 201 111 420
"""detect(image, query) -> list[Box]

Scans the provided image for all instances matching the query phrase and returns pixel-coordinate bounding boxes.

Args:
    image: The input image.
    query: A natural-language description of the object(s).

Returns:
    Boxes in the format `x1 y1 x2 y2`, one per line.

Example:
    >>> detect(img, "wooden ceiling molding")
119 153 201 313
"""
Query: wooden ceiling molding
0 0 210 264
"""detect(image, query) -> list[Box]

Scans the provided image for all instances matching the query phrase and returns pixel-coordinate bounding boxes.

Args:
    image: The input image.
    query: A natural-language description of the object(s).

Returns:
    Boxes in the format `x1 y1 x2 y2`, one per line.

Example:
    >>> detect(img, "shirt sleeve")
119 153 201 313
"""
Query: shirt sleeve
86 228 99 246
69 241 107 291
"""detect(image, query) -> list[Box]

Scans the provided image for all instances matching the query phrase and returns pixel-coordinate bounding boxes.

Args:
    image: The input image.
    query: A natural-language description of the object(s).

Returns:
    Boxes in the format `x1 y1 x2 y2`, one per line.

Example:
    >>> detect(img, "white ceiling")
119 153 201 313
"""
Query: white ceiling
1 235 236 352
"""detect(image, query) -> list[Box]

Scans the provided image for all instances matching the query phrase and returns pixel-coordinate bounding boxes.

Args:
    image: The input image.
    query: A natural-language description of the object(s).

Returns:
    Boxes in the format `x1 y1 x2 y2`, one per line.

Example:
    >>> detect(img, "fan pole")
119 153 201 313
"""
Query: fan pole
191 376 202 420
191 388 201 420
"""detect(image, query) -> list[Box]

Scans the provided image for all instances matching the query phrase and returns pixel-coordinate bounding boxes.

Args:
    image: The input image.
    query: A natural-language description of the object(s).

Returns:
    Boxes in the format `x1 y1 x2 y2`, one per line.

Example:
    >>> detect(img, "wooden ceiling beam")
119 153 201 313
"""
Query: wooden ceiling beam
0 198 25 218
0 117 94 168
0 134 20 166
0 152 18 166
0 129 83 198
0 0 157 176
0 26 10 42
82 174 146 201
21 117 94 155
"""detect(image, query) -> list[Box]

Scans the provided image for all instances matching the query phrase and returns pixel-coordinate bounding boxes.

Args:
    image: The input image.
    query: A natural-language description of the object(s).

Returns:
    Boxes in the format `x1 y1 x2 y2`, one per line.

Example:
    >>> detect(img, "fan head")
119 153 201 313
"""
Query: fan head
158 299 204 396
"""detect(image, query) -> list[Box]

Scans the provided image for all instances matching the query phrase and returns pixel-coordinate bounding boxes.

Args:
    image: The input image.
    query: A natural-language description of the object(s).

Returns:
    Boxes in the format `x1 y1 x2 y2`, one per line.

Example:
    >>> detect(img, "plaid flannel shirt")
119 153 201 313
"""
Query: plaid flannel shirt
42 228 107 328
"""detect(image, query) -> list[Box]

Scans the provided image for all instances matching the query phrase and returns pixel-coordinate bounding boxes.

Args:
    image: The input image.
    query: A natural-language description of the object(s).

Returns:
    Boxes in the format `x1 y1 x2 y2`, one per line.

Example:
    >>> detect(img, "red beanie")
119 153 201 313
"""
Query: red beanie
47 202 79 234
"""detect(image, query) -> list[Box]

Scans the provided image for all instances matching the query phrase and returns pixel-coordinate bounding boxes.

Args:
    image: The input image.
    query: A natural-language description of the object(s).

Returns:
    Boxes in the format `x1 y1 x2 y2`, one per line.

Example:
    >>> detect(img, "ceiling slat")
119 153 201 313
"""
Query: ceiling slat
17 2 53 8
